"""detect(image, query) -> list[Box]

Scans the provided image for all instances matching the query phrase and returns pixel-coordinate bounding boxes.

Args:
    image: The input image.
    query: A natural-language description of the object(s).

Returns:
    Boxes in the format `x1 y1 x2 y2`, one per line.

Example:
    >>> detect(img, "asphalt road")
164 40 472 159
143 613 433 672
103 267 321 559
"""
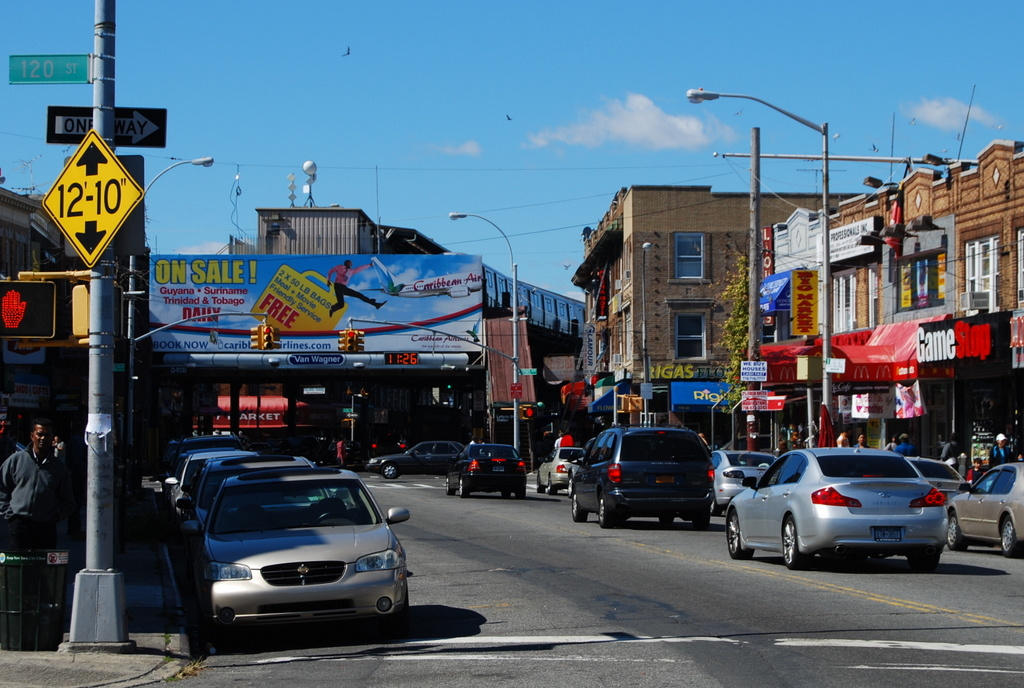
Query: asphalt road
178 472 1024 687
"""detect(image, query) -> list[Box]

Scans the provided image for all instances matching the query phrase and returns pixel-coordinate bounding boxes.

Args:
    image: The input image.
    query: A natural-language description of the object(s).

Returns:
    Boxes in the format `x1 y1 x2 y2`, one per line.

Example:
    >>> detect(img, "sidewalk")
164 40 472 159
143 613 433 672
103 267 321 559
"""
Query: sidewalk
0 484 190 688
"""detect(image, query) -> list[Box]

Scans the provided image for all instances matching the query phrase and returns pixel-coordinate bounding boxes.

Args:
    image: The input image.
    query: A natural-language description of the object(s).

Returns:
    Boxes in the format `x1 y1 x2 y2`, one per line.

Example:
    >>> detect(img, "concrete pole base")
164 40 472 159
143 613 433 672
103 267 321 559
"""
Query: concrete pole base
65 569 134 651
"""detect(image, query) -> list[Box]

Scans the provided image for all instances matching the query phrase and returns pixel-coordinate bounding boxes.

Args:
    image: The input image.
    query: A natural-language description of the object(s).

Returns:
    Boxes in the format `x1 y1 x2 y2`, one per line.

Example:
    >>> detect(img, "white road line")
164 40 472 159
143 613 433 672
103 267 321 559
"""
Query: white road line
776 638 1024 656
845 664 1024 674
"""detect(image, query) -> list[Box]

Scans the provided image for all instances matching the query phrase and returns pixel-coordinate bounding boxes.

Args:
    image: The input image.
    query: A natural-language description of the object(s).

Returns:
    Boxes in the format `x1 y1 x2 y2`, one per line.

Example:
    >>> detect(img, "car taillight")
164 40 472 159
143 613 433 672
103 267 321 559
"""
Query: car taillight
722 469 745 479
515 460 526 473
811 486 862 507
467 459 481 472
556 464 568 473
909 487 946 508
707 468 715 484
608 463 622 483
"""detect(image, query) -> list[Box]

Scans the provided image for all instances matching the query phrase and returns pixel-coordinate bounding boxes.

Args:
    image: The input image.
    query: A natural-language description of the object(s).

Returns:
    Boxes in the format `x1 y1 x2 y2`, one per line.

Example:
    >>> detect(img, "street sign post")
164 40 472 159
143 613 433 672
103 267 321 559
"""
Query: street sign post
510 382 523 400
9 54 91 84
42 129 144 266
46 106 167 148
740 360 768 382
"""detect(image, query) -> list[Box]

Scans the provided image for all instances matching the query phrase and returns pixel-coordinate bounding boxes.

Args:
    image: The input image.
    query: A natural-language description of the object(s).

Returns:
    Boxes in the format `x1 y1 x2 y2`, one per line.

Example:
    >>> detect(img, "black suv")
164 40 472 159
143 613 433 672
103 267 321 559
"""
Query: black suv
570 427 714 529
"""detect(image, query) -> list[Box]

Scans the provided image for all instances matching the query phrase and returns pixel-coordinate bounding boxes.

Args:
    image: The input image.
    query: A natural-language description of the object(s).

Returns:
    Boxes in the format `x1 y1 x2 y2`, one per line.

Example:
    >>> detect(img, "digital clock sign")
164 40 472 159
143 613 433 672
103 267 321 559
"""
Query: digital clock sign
384 352 420 365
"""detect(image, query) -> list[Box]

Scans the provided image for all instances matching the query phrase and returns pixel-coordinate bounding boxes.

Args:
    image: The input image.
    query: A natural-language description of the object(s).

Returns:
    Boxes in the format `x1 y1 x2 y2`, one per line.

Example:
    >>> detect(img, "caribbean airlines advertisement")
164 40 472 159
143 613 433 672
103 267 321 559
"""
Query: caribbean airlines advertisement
148 254 484 353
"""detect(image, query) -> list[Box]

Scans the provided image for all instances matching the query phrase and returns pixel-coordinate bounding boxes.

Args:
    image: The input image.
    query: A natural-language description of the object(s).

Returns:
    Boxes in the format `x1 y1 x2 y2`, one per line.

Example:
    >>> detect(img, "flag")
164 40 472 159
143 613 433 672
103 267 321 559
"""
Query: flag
818 404 836 449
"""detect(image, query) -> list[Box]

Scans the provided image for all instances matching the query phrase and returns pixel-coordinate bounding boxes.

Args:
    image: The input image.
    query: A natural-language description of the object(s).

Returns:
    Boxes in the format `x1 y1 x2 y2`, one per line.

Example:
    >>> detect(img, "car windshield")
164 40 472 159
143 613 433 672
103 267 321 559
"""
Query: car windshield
558 448 584 460
726 452 774 467
470 445 520 459
817 454 918 478
620 433 707 463
912 460 961 480
210 480 380 534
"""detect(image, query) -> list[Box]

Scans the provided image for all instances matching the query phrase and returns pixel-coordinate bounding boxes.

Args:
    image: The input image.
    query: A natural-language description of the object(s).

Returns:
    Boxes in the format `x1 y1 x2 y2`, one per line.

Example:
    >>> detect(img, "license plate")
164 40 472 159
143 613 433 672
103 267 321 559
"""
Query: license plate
872 527 902 542
655 475 675 484
492 464 505 472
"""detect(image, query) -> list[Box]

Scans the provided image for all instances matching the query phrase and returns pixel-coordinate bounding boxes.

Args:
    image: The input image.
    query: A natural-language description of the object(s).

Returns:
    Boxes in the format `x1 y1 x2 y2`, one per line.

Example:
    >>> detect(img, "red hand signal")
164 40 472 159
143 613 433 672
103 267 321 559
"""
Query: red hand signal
1 290 27 328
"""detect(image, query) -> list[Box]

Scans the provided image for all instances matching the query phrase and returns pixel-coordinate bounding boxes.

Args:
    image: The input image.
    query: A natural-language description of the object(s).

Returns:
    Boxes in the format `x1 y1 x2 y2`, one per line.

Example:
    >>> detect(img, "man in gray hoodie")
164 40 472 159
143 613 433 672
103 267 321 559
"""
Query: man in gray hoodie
0 418 76 550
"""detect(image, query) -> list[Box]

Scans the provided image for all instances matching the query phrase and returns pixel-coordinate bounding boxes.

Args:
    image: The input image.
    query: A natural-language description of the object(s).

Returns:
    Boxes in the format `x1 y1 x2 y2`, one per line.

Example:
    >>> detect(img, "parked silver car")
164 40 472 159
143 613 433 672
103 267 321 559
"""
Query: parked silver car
946 462 1024 557
181 467 411 646
907 457 968 502
536 446 585 495
710 450 775 516
726 448 948 572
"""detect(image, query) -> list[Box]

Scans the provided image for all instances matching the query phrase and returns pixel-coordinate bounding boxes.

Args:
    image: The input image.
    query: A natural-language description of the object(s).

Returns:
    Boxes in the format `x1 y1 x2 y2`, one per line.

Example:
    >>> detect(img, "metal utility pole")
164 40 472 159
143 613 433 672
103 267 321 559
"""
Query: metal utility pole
747 128 762 452
67 0 132 650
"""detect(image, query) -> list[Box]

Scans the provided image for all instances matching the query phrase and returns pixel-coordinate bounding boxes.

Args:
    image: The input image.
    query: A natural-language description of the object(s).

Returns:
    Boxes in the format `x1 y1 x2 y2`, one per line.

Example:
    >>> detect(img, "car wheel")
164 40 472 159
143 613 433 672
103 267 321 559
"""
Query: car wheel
782 517 811 570
378 597 411 639
1001 517 1022 558
536 474 546 493
690 510 711 531
546 477 559 495
907 550 942 572
946 512 967 551
459 476 471 498
381 463 400 480
445 475 456 496
597 493 617 529
726 509 754 560
570 491 588 523
658 514 674 527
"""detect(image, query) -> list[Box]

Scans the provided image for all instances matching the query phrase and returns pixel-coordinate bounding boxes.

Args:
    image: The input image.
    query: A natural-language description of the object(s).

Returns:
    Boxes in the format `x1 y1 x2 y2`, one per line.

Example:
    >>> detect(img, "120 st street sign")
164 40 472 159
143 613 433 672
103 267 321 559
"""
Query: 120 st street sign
42 130 144 266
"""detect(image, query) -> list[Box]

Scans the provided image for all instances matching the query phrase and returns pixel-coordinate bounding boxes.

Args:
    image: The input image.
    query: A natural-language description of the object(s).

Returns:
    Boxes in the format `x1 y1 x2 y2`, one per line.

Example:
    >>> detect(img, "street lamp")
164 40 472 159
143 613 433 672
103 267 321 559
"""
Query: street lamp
449 212 520 453
687 89 833 440
127 156 215 472
641 242 652 426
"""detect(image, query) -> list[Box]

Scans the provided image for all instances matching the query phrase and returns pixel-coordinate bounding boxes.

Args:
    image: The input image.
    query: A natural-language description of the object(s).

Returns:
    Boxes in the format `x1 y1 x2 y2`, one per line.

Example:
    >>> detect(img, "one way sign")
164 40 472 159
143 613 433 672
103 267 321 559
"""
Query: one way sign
46 106 167 148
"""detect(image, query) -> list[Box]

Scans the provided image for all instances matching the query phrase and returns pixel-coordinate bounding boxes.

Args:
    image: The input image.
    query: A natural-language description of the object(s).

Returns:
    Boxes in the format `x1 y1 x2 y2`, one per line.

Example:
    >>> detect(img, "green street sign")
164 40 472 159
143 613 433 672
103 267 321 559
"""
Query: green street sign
9 54 91 84
519 368 538 376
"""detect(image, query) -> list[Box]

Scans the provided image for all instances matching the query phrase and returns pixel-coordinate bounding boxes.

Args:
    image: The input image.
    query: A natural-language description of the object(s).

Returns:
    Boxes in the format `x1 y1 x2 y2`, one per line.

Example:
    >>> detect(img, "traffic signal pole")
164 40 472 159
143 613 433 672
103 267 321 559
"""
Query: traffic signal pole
67 0 132 650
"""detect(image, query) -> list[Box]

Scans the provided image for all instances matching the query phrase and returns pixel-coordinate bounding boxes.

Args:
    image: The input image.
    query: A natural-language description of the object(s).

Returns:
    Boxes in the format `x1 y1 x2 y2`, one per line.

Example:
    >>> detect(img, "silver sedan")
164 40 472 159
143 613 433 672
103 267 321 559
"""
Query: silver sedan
946 462 1024 557
710 450 775 516
726 448 948 572
536 446 585 495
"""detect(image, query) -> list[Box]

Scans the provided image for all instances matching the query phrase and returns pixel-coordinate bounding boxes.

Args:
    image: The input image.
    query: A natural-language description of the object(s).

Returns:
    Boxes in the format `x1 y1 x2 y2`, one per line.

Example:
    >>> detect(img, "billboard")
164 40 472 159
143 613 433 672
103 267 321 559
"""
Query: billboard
149 254 483 353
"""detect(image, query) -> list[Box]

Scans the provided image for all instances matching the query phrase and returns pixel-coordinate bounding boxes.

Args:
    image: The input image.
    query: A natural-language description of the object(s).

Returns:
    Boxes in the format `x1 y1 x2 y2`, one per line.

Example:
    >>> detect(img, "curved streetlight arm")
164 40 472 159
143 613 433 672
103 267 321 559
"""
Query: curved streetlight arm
448 212 515 264
144 156 215 194
686 89 822 135
134 311 266 342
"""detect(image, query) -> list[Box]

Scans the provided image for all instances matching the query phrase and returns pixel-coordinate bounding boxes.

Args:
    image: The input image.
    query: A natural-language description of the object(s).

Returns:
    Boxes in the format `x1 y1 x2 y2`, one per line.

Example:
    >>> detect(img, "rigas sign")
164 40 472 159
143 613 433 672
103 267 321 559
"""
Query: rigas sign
917 320 992 363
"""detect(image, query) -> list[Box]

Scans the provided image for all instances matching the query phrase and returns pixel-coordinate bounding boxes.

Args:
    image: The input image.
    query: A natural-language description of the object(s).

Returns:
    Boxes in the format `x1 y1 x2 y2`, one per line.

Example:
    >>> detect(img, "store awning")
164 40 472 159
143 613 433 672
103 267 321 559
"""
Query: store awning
866 314 951 379
200 396 345 429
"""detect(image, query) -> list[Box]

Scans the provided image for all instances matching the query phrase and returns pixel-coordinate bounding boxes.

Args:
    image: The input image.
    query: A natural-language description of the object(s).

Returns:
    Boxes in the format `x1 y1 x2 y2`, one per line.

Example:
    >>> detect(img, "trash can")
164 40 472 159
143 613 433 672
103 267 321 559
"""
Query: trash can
0 550 69 651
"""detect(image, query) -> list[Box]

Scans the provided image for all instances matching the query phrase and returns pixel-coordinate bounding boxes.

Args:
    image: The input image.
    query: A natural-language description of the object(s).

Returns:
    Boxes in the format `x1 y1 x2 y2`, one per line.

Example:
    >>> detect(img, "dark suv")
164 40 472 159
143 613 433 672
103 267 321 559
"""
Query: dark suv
570 427 714 529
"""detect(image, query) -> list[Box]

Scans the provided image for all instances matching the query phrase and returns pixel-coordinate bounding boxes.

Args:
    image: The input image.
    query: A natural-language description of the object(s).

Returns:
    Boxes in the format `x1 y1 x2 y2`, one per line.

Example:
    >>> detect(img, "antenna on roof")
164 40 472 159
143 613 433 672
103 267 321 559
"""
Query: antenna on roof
302 160 317 208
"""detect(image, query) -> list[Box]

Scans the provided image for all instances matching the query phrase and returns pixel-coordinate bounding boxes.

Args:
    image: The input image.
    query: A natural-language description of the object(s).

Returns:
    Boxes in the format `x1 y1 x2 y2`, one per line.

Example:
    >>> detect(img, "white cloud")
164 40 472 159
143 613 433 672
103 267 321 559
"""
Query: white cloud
527 93 729 151
902 97 1001 132
432 140 482 156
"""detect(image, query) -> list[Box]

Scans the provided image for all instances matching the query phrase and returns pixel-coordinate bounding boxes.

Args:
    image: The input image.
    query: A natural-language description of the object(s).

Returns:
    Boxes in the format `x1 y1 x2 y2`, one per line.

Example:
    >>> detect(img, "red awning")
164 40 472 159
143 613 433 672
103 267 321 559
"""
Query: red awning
866 314 951 380
201 396 344 429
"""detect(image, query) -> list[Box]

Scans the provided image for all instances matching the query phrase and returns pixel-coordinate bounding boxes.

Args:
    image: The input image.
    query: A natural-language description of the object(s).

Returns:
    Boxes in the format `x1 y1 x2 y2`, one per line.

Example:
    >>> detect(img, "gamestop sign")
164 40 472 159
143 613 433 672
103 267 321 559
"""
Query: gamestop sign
917 320 992 364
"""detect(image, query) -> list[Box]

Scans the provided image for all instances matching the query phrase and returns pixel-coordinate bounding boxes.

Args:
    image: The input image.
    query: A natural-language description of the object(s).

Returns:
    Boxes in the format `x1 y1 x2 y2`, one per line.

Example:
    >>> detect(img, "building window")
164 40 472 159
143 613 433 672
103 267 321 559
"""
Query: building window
834 273 856 332
674 233 704 279
675 314 705 359
1017 229 1024 302
965 237 997 302
897 251 946 312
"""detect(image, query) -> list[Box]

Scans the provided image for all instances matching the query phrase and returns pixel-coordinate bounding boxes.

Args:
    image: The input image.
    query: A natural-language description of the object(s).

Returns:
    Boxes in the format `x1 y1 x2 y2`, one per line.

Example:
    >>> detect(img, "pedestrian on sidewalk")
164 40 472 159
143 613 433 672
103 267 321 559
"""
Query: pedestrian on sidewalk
0 418 77 550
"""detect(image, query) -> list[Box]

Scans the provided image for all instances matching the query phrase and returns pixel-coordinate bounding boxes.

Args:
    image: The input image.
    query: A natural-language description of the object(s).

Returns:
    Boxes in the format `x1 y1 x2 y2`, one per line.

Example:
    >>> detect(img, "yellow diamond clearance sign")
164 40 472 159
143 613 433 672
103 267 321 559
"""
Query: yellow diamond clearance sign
42 129 144 267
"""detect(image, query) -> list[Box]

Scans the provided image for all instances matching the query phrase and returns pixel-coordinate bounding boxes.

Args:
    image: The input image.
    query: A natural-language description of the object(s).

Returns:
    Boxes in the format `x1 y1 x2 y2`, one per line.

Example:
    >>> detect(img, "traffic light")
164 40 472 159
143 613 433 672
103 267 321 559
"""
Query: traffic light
338 328 357 352
0 281 56 338
519 404 536 421
261 324 279 350
353 329 365 352
250 324 265 350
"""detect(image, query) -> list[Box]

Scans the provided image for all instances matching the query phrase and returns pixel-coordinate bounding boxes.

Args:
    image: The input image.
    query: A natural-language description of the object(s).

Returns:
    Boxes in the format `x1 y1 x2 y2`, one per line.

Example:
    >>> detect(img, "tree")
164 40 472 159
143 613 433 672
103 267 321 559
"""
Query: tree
718 255 750 407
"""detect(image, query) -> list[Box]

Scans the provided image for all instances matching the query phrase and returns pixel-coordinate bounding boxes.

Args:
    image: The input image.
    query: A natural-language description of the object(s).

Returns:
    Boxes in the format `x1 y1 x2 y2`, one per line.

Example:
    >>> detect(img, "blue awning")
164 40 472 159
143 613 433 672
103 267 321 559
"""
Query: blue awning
760 270 792 314
670 381 730 413
588 381 630 413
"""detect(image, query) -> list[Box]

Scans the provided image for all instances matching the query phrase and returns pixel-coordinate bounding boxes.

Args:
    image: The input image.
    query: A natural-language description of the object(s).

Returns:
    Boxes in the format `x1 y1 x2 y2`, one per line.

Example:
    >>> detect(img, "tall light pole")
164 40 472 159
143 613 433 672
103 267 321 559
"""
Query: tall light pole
125 157 215 472
448 212 520 453
641 242 652 426
686 88 833 435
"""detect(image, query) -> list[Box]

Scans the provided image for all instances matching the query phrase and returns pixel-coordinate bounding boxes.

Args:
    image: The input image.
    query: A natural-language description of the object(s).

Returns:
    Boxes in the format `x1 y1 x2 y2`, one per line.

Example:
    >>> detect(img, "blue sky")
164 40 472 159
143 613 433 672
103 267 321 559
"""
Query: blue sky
4 1 1021 297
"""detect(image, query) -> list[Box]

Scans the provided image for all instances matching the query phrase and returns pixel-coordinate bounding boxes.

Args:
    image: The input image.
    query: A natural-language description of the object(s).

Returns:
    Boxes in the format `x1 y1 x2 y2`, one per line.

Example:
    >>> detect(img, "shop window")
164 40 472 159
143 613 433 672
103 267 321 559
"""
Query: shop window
1017 229 1024 303
675 313 705 359
674 233 704 279
897 251 946 312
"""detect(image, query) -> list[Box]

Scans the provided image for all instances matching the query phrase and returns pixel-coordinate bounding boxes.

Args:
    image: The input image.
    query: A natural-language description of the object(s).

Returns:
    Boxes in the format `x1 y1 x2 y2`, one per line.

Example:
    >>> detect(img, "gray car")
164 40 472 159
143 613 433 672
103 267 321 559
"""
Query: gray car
536 446 585 495
726 448 948 572
181 467 410 647
946 462 1024 557
907 457 969 502
710 450 776 516
366 440 464 479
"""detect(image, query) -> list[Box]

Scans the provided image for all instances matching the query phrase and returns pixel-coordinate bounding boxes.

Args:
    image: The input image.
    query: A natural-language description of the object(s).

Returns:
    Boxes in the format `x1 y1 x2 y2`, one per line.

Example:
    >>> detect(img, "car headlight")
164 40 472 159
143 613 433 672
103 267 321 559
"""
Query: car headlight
355 547 405 572
204 561 252 581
